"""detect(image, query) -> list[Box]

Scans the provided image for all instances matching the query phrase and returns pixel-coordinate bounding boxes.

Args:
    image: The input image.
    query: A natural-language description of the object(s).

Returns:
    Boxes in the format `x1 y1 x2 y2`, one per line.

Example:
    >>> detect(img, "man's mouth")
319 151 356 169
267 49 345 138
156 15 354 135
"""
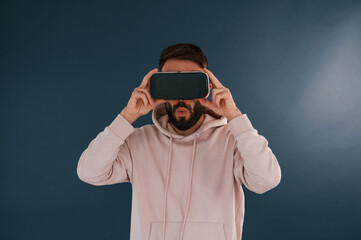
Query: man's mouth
176 107 188 116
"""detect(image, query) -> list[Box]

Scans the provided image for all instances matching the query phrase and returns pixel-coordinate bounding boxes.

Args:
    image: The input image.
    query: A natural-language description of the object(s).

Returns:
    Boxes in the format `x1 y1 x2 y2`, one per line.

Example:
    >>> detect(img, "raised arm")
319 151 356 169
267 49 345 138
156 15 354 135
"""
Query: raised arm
76 113 135 186
228 114 282 194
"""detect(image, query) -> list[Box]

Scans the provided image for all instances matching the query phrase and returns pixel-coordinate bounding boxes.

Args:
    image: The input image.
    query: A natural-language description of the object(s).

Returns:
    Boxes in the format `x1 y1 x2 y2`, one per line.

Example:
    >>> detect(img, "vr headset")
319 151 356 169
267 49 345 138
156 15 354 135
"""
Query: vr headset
150 71 210 100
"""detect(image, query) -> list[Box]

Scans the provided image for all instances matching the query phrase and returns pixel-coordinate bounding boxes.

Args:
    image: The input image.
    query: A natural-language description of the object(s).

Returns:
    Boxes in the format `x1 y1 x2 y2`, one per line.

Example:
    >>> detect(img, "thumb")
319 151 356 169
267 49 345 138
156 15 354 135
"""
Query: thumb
200 98 215 110
148 99 166 110
154 98 167 105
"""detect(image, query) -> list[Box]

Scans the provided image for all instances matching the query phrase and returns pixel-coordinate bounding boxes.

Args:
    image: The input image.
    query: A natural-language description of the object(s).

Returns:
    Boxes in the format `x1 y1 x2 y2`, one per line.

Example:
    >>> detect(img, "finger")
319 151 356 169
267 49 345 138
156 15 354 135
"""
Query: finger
203 68 224 89
140 68 158 88
134 89 149 108
141 88 155 105
211 88 225 95
212 88 226 106
214 91 229 108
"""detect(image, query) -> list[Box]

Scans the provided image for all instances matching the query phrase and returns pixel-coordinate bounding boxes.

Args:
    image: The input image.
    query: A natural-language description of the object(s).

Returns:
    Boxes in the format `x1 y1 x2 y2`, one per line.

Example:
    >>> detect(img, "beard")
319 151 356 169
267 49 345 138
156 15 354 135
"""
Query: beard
165 100 206 131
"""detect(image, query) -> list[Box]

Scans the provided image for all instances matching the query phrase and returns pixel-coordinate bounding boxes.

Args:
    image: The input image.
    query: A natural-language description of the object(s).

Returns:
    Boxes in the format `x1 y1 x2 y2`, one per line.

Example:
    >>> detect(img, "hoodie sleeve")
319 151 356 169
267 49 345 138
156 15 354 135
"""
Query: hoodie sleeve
77 114 135 186
227 114 281 194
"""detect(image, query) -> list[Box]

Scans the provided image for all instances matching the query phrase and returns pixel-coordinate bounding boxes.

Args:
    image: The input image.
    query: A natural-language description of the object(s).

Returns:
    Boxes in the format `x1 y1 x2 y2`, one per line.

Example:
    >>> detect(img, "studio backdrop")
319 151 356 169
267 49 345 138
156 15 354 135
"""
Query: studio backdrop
1 0 361 239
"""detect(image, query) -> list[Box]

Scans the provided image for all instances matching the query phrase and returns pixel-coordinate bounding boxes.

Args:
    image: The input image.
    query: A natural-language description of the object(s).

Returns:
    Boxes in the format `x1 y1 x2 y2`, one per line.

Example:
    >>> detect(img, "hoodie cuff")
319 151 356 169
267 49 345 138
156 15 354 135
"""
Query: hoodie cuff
227 114 254 136
108 114 135 140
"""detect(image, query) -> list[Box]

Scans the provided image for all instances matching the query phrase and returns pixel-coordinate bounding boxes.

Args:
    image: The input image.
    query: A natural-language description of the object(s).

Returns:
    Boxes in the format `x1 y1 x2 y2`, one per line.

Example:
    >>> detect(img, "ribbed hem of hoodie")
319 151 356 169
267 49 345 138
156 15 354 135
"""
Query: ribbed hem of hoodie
108 113 135 140
227 114 254 136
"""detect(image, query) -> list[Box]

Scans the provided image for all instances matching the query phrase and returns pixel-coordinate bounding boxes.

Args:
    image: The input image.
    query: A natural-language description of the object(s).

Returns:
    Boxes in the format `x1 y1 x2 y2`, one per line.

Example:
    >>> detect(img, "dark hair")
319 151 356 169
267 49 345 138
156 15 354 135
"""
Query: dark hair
158 43 208 71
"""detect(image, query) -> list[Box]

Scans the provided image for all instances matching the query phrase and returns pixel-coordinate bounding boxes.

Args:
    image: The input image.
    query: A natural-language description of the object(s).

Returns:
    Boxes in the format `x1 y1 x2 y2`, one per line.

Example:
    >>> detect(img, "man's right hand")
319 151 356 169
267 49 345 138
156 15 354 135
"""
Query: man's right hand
120 68 166 124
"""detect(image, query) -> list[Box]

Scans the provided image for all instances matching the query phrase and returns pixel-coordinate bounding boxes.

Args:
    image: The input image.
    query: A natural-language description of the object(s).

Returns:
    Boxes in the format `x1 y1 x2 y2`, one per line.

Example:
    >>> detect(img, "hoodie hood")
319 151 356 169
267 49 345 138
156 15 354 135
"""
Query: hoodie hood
152 102 228 142
151 102 228 240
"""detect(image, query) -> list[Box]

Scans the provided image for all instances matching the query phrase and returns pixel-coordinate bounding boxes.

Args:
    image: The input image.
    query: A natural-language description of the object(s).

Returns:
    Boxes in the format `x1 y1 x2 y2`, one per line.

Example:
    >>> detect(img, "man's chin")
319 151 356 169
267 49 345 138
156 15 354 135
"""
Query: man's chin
174 118 188 124
176 115 188 120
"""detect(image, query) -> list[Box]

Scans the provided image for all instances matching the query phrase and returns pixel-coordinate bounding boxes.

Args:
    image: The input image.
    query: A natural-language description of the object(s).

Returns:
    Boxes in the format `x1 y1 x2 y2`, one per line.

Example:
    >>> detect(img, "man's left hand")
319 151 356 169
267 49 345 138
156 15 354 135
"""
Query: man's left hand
199 68 243 121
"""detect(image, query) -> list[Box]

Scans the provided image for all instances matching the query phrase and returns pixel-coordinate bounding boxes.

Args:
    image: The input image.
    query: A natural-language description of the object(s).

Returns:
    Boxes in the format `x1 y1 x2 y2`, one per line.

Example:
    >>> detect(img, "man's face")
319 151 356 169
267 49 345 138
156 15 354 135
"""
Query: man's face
161 59 211 131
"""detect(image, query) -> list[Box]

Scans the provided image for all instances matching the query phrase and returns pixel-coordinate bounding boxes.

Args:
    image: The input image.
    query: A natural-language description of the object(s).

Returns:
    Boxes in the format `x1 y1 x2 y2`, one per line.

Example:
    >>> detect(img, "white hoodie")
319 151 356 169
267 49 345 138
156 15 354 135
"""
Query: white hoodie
77 102 282 240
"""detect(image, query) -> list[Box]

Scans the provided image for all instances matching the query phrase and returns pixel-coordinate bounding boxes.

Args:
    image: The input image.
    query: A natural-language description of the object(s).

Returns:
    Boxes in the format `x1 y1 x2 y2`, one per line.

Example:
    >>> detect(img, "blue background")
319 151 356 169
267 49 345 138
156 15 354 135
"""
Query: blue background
1 0 361 239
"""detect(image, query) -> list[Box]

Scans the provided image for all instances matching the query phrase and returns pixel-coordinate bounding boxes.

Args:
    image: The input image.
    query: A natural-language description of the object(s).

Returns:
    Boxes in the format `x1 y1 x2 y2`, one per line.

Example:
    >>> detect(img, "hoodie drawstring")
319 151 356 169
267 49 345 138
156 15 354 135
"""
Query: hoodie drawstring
162 133 199 240
178 133 198 240
162 135 173 240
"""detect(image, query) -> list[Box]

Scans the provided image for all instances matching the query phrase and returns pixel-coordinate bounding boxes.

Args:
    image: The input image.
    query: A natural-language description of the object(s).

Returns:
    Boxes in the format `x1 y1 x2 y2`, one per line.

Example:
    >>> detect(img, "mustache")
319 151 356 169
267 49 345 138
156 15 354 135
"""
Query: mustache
174 102 191 112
